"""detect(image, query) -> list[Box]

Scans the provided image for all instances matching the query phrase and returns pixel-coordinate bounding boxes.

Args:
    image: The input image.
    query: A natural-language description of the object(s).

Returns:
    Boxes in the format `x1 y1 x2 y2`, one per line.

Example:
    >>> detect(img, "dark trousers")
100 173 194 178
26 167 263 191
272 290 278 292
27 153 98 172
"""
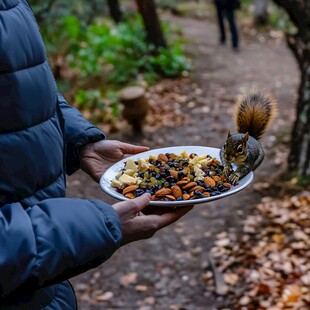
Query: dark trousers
214 1 239 49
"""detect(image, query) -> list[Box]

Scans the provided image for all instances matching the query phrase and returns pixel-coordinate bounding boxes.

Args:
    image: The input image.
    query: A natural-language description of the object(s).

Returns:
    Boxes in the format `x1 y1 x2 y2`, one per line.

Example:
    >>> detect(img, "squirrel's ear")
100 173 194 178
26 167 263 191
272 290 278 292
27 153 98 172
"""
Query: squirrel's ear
227 130 231 139
243 132 249 142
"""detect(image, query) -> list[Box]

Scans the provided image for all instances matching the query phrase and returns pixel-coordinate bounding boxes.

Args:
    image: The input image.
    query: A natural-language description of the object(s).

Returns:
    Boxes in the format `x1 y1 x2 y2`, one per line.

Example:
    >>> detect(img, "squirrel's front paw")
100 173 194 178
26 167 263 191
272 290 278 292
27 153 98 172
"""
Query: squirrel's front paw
229 172 240 185
223 166 231 177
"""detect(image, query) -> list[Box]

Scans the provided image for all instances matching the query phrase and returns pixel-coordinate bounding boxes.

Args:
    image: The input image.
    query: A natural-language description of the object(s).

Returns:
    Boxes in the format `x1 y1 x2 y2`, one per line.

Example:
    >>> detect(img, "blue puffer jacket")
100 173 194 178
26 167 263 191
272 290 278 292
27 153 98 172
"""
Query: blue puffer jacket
0 0 122 309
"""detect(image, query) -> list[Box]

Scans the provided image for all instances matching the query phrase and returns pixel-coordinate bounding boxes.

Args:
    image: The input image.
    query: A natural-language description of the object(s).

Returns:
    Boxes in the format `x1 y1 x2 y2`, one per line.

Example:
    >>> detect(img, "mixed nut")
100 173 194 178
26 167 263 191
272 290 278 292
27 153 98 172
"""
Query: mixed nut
111 151 233 202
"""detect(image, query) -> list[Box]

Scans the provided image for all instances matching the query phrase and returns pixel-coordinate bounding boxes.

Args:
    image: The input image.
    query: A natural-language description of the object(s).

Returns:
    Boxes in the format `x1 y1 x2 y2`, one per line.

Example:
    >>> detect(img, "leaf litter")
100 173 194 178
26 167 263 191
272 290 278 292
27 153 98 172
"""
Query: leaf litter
206 191 310 309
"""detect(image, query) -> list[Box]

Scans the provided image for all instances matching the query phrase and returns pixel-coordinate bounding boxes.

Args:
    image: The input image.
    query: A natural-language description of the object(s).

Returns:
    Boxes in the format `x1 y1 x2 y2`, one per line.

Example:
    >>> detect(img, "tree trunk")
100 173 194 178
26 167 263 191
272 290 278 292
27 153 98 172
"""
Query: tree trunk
287 33 310 177
253 0 269 26
135 0 167 48
107 0 123 23
271 0 310 179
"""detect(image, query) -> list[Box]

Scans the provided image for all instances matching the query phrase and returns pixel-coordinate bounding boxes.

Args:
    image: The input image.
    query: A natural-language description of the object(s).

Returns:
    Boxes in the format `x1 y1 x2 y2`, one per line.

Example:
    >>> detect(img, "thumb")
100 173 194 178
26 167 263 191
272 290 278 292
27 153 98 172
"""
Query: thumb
113 193 151 217
119 142 149 155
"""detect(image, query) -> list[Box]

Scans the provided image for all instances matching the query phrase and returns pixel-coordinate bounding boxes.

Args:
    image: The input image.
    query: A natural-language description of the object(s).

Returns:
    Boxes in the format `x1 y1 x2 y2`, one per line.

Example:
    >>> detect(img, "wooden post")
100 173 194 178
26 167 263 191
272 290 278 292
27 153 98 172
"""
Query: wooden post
136 0 167 48
119 86 149 133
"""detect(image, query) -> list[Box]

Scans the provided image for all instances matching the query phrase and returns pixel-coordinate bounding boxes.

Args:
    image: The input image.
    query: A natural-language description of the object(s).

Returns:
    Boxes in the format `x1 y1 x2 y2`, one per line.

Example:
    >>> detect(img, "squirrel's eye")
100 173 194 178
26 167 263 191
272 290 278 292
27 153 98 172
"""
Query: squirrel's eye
237 145 243 153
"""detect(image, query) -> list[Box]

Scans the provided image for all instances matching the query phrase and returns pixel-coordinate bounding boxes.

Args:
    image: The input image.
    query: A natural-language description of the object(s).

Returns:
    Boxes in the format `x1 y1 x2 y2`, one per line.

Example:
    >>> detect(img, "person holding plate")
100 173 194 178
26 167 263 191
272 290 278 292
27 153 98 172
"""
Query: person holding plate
0 1 193 309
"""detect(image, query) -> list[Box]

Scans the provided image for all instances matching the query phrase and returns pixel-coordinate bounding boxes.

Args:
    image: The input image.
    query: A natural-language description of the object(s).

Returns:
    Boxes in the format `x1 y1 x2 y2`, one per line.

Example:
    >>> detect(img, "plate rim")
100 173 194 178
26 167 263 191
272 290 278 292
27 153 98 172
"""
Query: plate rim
99 145 254 206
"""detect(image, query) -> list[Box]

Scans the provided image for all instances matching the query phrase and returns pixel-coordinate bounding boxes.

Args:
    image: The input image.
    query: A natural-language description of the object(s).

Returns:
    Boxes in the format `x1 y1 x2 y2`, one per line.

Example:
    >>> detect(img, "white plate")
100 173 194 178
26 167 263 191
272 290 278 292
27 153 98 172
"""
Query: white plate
99 146 254 207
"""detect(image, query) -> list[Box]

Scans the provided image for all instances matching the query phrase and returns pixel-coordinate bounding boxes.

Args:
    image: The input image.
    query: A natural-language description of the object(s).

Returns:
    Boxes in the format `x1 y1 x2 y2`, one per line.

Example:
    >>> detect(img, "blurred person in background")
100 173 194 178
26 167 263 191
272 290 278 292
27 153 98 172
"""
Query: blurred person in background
214 0 240 51
0 0 193 309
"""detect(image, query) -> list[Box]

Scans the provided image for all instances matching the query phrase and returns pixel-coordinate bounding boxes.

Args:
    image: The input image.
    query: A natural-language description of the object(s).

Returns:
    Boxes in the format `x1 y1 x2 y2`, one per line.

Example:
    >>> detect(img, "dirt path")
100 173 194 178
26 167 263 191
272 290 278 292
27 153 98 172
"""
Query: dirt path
67 14 299 310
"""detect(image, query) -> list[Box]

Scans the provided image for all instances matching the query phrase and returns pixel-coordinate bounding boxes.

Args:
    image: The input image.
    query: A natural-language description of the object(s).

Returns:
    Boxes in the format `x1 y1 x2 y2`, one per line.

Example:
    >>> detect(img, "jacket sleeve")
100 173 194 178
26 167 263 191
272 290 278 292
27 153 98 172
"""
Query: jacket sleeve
0 198 122 298
57 93 106 175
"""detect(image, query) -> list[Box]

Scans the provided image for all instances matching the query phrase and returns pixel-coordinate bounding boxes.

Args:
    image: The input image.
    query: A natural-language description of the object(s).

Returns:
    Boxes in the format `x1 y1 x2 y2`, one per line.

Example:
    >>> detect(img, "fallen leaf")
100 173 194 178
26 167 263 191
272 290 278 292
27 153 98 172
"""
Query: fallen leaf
96 291 114 302
135 285 148 292
120 272 138 287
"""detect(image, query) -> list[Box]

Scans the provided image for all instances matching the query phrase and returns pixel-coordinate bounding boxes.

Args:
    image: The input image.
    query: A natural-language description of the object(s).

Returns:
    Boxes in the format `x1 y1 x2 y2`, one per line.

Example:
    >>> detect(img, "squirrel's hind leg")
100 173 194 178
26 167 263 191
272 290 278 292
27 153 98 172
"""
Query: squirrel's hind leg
252 150 265 171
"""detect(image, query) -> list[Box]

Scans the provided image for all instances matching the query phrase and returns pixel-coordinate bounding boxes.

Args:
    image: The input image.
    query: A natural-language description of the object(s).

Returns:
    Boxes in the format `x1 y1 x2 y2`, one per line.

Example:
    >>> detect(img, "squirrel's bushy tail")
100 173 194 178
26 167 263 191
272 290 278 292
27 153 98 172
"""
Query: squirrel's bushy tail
234 90 277 140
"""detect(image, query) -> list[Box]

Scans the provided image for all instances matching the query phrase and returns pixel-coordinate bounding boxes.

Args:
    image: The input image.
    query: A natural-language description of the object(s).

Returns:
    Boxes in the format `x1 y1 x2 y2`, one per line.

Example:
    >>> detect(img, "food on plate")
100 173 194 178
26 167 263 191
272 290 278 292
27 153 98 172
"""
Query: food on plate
111 151 233 201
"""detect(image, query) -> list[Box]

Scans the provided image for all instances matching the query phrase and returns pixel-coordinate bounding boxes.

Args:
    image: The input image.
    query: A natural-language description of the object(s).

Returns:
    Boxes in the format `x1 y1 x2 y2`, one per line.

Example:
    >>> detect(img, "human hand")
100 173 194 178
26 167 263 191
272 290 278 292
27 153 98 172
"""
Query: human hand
79 140 149 182
112 193 194 246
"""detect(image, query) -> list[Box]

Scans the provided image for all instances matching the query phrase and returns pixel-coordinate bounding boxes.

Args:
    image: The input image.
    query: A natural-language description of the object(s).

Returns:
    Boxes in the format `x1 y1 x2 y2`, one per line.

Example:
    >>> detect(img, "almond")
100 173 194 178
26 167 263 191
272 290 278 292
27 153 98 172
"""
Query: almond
223 182 231 188
158 153 168 162
155 188 172 197
165 195 176 201
204 176 216 187
211 175 221 182
176 180 189 187
171 185 182 198
182 181 197 191
181 177 191 182
123 185 139 195
169 170 179 180
189 185 205 193
125 192 135 199
182 193 190 200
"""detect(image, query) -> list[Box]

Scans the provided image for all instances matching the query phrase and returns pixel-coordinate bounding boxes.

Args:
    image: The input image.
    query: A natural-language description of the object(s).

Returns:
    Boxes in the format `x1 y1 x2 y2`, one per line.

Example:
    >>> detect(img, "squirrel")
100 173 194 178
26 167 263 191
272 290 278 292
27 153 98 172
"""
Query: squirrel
220 90 277 185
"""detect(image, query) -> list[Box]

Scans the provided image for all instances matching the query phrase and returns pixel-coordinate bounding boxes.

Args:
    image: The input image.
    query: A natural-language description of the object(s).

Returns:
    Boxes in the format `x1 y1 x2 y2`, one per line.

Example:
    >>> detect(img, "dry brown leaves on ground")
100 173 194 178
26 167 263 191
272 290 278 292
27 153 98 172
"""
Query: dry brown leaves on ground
207 192 310 310
143 78 193 131
99 78 194 134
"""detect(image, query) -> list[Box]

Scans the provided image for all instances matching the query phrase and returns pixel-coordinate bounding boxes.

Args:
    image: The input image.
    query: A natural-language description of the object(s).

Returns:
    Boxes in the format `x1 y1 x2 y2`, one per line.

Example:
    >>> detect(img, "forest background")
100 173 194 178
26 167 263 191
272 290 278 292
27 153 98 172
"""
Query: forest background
31 1 310 309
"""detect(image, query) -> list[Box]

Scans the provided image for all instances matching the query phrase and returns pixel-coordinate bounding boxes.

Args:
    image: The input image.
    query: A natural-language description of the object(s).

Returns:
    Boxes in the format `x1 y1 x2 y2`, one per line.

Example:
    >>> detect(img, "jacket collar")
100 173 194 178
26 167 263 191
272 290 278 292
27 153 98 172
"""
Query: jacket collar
0 0 19 10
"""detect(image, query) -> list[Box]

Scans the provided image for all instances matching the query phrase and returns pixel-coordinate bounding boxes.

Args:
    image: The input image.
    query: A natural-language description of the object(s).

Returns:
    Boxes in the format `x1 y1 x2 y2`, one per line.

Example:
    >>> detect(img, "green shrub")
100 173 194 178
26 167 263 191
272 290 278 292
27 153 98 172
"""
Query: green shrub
269 6 295 32
75 89 121 123
41 14 191 125
43 14 191 85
